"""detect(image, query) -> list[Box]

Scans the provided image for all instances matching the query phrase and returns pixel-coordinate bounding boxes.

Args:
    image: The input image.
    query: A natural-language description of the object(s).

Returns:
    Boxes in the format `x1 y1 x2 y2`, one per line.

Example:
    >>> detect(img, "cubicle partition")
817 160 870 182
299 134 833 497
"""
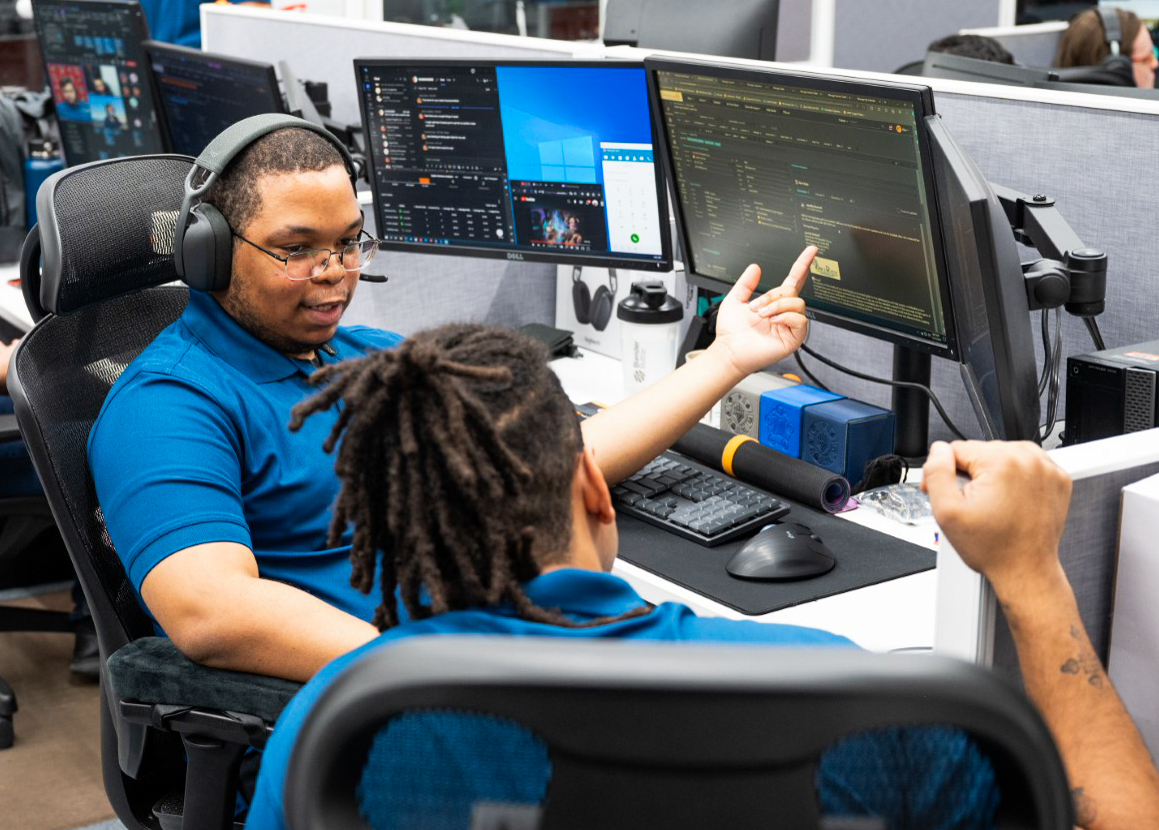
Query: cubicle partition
960 20 1069 68
810 0 1006 71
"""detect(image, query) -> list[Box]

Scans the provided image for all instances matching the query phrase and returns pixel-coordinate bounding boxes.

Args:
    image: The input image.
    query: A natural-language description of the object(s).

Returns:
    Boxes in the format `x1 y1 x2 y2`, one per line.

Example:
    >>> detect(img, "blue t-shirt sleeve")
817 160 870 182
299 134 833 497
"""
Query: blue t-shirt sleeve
88 371 252 596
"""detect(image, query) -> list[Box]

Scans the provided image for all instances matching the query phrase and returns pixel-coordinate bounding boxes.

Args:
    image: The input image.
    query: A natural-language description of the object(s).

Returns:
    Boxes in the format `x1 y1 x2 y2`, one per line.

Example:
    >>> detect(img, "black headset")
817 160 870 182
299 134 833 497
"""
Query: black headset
173 113 358 293
571 266 618 332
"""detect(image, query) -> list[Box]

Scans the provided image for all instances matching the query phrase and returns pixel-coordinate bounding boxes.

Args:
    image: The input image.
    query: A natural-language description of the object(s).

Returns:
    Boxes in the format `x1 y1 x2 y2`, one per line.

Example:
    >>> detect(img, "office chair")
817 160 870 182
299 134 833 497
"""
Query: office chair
10 154 300 830
286 636 1075 830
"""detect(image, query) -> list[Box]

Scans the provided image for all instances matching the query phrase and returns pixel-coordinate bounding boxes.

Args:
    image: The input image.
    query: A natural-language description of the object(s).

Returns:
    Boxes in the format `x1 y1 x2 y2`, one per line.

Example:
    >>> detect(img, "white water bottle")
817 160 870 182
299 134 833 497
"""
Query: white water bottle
618 281 683 394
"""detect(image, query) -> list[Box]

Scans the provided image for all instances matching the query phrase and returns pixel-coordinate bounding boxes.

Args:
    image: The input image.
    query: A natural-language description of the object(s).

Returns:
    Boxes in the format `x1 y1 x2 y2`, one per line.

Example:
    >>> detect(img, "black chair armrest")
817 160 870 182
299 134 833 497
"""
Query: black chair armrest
0 414 21 442
107 636 301 726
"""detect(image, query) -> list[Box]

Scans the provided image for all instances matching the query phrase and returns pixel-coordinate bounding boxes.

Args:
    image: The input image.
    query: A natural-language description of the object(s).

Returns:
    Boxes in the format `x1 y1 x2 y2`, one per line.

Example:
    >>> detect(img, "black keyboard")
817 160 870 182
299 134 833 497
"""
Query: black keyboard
611 452 790 547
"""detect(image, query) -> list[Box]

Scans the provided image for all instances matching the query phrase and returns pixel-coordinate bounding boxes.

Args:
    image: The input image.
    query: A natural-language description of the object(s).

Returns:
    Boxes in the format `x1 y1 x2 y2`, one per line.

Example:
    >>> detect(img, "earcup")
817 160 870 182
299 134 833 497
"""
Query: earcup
590 285 614 332
180 203 234 293
572 279 592 325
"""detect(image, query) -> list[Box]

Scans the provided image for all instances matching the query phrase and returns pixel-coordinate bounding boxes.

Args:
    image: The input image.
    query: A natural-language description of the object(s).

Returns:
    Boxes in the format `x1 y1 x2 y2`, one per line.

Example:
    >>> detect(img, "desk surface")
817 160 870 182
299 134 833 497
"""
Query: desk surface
551 348 938 654
0 262 34 333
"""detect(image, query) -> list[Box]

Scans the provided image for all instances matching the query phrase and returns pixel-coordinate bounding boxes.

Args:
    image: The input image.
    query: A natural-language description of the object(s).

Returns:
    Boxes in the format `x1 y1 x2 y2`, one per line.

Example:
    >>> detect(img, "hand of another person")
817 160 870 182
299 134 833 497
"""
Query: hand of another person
710 246 816 376
922 440 1071 593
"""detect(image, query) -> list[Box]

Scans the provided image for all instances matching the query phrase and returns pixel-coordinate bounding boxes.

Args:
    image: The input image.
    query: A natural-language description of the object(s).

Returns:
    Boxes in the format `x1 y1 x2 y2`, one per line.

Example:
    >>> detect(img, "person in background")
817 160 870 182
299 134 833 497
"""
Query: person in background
927 33 1016 65
1054 7 1158 89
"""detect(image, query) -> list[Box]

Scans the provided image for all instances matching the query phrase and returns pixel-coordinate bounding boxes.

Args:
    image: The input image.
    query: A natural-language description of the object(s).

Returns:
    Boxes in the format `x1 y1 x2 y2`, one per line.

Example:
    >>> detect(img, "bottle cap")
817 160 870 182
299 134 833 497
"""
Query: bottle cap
617 281 683 324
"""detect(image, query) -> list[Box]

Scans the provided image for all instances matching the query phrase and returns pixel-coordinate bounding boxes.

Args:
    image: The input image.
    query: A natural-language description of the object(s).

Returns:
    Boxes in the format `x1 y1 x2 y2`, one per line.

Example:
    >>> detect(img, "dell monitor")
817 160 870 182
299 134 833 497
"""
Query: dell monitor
32 0 165 166
646 57 1040 451
604 0 778 61
354 59 671 271
145 42 285 157
920 52 1060 86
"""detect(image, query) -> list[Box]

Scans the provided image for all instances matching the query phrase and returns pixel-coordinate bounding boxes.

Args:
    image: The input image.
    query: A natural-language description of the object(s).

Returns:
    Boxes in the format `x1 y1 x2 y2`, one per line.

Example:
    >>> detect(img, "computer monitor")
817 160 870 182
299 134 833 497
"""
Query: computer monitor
604 0 778 61
31 0 165 166
383 0 451 25
646 57 1041 449
920 51 1060 86
925 117 1039 441
354 59 671 271
145 42 285 157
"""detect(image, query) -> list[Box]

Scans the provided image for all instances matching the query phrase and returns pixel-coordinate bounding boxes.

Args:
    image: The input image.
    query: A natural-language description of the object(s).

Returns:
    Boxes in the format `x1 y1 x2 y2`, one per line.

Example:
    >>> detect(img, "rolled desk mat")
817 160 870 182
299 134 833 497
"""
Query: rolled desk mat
616 499 935 617
671 423 851 513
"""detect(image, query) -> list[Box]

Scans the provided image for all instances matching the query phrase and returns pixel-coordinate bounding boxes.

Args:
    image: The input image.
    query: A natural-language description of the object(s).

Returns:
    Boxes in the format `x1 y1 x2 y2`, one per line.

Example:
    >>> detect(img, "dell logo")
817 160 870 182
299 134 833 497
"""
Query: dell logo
507 252 524 261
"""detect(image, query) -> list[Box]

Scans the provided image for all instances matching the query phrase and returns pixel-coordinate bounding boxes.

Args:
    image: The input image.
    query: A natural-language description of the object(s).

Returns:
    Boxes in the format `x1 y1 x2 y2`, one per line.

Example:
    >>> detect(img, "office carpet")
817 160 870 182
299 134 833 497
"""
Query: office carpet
0 586 113 830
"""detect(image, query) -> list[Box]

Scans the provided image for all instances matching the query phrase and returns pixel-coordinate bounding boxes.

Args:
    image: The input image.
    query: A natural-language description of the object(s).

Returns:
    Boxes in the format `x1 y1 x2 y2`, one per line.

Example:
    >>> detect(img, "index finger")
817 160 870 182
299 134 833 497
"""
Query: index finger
781 246 818 296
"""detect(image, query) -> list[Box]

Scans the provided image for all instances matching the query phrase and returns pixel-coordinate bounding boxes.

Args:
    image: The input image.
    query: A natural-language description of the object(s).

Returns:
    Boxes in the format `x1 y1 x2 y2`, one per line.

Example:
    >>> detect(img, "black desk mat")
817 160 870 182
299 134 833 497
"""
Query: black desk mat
617 499 935 616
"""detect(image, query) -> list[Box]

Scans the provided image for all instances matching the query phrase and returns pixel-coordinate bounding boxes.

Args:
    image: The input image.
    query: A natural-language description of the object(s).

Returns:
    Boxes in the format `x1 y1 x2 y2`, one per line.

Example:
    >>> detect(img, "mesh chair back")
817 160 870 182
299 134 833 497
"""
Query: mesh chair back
286 637 1075 830
32 155 191 317
11 153 195 654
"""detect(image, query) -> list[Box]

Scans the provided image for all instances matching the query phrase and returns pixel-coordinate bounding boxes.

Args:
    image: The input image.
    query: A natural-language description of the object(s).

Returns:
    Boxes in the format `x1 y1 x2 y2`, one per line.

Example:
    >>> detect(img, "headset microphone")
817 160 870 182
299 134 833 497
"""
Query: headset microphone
358 273 388 283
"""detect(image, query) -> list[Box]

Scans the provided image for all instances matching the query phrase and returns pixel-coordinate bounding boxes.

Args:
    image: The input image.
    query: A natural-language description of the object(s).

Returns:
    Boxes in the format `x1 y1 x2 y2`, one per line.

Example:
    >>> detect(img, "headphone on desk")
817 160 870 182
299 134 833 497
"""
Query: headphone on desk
572 266 618 332
173 113 358 293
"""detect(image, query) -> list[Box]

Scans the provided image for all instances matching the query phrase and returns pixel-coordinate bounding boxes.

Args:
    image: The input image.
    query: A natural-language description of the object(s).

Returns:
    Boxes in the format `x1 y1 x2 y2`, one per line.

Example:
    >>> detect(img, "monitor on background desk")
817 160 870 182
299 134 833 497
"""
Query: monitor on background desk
920 51 1060 86
145 42 285 157
603 0 779 61
646 57 1040 453
31 0 165 165
354 59 671 271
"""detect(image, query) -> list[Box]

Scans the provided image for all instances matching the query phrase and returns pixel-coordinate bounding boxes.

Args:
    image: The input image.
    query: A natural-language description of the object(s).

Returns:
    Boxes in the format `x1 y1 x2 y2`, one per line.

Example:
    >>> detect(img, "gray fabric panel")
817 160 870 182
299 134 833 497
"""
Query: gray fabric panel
201 12 573 125
775 0 813 63
985 26 1066 68
832 0 1004 72
344 250 557 336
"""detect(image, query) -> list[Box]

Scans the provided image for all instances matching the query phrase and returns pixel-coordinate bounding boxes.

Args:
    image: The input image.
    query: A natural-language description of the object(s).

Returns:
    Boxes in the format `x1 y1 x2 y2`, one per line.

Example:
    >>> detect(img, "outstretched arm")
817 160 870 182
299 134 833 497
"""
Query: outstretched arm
923 441 1159 830
582 246 816 483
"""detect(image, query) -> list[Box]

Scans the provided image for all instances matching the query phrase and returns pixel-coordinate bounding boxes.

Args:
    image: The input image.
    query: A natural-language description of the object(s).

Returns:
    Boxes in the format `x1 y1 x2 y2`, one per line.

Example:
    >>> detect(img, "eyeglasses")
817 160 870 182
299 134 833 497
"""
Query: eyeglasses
1131 45 1159 65
231 228 380 281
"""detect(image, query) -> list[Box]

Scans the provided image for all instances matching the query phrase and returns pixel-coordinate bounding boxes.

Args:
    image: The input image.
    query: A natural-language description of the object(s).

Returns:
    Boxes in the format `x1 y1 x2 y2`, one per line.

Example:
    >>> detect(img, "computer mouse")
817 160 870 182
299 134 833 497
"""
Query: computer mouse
725 523 835 581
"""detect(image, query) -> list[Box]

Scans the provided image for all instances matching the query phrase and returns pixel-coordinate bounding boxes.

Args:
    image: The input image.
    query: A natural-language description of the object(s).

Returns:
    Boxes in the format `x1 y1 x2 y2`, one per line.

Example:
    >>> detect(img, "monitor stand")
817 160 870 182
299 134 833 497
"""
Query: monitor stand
892 345 931 460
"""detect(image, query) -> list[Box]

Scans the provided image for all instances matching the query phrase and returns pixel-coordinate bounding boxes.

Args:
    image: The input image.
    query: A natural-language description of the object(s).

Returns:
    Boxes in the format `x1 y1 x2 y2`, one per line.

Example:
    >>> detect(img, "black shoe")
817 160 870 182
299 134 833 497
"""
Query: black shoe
70 617 100 679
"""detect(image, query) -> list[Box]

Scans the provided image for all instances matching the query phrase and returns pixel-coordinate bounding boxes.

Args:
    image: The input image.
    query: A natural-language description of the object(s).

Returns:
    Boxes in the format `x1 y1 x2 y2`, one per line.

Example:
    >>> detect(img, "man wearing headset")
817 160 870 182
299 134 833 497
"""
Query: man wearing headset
86 114 820 682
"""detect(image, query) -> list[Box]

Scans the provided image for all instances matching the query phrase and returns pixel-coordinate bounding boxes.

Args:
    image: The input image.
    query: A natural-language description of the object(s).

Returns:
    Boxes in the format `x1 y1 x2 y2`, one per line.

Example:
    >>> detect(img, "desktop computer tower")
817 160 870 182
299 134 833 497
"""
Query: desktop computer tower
1064 340 1159 445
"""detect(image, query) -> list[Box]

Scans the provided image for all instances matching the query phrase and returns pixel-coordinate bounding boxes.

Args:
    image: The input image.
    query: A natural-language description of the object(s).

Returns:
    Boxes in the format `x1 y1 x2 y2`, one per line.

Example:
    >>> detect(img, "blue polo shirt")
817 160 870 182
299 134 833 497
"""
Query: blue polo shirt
87 291 404 626
246 569 997 830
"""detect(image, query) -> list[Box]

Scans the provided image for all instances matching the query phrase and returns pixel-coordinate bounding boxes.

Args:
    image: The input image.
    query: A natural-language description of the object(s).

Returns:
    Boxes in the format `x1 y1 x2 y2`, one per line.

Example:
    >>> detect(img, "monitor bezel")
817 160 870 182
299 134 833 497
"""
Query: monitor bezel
31 0 166 164
921 51 1060 87
143 40 286 158
353 57 673 273
645 55 960 359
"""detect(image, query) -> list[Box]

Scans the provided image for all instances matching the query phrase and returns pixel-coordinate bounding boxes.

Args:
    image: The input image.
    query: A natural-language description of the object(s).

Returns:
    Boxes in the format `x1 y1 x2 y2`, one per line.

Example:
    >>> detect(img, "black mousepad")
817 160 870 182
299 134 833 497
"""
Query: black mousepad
616 499 935 616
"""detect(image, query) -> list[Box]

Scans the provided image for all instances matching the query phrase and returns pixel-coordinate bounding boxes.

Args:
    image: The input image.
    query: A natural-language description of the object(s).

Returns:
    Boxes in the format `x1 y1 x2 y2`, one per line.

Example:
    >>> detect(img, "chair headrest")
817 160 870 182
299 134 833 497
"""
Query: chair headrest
33 154 194 316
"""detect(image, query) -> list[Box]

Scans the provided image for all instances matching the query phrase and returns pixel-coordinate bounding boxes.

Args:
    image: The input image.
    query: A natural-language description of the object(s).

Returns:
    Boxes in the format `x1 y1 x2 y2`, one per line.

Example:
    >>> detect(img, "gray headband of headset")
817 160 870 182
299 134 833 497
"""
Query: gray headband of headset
184 113 354 197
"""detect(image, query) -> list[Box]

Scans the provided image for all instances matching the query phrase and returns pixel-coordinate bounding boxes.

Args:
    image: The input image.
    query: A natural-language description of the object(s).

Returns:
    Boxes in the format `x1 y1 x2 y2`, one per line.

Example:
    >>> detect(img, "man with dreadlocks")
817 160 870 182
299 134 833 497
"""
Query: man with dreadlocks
242 323 1159 830
87 118 821 684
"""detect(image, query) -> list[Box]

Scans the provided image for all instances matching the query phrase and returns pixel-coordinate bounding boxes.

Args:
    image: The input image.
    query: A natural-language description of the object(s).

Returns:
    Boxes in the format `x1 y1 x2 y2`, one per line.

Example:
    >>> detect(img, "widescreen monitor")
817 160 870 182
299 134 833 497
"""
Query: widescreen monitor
647 57 1042 446
920 52 1060 86
604 0 778 61
647 58 955 357
926 117 1039 441
354 59 671 271
145 42 285 157
32 0 164 166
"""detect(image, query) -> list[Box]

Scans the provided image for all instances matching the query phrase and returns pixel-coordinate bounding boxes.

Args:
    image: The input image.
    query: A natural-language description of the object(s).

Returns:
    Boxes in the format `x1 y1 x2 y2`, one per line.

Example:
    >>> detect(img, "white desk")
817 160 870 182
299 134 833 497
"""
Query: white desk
0 262 34 333
552 348 939 654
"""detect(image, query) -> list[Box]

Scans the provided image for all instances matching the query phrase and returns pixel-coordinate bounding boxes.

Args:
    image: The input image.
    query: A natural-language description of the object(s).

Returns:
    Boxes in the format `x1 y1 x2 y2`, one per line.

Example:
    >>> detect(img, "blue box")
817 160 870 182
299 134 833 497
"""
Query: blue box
801 398 896 481
758 385 844 457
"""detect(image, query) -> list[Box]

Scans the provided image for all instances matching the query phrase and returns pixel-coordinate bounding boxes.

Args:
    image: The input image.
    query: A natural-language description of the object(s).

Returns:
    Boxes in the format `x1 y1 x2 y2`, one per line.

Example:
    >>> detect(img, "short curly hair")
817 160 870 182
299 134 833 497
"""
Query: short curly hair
203 127 346 233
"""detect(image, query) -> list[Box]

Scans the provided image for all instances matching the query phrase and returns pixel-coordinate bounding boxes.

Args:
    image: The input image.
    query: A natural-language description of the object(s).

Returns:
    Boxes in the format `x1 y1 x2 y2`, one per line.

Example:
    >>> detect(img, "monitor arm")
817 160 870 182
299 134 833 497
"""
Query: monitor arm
991 184 1107 320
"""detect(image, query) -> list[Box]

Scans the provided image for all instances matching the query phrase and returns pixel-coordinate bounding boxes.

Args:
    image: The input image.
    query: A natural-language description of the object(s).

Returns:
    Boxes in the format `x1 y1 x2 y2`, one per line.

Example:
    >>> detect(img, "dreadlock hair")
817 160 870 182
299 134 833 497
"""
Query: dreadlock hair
290 323 642 632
